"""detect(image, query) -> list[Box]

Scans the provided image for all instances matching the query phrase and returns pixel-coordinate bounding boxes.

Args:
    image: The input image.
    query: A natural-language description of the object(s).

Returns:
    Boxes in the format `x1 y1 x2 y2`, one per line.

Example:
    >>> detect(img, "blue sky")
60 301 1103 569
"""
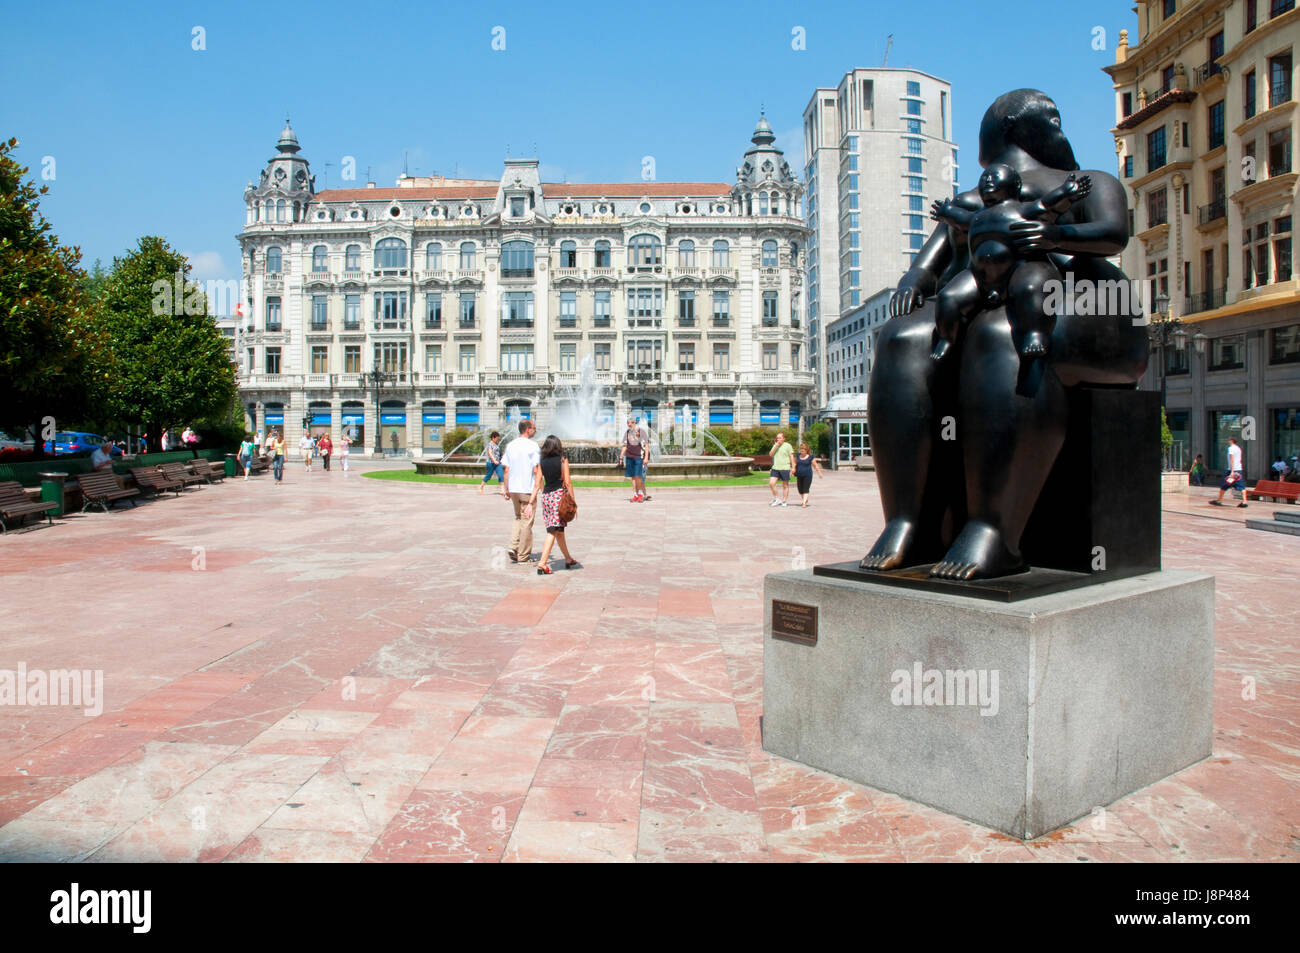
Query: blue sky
2 0 1137 282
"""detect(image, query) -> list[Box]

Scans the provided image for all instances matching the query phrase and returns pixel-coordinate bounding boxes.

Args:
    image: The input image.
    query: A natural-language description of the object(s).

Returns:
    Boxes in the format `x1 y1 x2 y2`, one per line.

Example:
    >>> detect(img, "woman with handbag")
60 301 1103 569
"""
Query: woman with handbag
537 435 580 574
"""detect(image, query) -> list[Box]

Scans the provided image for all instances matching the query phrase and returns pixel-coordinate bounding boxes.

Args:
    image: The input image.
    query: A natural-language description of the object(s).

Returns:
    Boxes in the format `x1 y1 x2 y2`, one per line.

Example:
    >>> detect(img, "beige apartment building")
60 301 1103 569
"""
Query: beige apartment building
235 120 811 453
1105 0 1299 479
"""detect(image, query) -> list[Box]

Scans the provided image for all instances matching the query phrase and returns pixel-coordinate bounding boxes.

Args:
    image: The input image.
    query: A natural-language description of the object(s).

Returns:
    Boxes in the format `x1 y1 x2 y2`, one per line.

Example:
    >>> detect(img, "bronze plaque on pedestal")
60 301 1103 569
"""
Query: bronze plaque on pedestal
771 600 818 646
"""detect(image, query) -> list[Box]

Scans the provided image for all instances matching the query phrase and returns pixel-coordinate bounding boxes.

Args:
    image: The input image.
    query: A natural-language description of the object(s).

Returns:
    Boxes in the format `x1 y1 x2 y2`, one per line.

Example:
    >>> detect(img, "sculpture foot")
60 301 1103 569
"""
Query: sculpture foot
1017 331 1049 358
930 338 953 362
929 521 1024 580
859 519 916 571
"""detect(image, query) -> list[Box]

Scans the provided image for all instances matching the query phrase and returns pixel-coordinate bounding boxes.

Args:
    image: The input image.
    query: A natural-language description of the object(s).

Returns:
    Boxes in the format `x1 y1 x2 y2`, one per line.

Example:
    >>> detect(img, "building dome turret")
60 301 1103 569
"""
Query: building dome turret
276 119 301 154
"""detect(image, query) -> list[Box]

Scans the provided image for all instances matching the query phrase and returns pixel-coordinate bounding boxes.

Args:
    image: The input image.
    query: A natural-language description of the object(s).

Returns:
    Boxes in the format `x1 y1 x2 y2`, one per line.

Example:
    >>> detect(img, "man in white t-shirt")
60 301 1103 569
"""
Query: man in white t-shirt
90 441 114 471
501 419 542 563
1211 436 1247 508
299 434 314 472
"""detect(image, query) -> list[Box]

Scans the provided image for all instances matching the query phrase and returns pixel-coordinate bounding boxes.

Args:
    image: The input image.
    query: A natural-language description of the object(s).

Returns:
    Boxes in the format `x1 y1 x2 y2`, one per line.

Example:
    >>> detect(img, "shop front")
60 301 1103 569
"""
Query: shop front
380 401 407 453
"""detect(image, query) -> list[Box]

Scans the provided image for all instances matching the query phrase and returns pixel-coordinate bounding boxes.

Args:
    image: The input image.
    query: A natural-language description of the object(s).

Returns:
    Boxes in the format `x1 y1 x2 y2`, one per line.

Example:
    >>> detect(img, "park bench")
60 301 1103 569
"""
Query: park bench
161 462 206 488
76 471 140 513
129 467 184 497
0 480 58 534
1247 480 1300 504
187 459 226 483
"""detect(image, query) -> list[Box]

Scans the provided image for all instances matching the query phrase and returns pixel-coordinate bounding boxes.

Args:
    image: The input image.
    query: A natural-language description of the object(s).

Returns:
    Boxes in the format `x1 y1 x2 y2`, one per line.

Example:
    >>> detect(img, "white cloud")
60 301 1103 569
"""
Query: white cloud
184 250 229 282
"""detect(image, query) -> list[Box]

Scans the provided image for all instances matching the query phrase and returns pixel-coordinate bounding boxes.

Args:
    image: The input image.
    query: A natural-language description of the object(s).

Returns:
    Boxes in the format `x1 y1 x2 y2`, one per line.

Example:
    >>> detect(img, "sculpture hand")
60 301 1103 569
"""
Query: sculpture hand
929 199 949 222
1010 220 1061 252
890 279 926 317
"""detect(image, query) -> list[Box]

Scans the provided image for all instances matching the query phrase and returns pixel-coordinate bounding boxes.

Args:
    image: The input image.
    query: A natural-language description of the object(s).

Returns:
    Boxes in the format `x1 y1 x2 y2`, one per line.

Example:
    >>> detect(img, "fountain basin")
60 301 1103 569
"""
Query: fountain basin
413 455 754 481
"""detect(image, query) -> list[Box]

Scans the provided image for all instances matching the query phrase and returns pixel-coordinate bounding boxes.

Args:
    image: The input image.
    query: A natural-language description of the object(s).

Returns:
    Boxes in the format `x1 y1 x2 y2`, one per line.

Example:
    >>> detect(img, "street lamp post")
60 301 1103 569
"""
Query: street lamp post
1150 293 1188 412
362 368 395 455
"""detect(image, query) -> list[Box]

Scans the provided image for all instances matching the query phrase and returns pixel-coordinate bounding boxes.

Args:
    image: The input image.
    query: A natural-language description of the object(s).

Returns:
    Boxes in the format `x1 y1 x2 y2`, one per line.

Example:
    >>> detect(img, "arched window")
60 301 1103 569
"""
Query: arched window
762 240 778 268
500 240 535 278
425 242 442 271
759 192 770 215
790 241 799 261
374 238 407 270
275 199 286 223
292 201 301 222
505 399 531 422
459 242 476 270
559 241 577 268
311 245 328 272
594 240 611 268
678 240 695 267
628 234 662 268
263 199 272 222
712 240 729 268
344 244 360 271
266 246 282 274
759 400 782 425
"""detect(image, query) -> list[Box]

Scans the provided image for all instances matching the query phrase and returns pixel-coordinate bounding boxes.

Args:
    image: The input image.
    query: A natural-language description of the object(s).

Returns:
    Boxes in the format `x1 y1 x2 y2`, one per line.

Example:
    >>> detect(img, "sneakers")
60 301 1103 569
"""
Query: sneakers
769 499 781 507
780 500 788 507
1237 502 1248 508
631 493 643 502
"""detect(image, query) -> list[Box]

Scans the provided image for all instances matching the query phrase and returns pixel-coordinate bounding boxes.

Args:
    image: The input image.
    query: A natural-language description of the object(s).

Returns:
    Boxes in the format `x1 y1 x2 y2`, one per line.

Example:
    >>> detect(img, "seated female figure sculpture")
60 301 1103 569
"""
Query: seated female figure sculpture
928 164 1092 366
860 89 1148 581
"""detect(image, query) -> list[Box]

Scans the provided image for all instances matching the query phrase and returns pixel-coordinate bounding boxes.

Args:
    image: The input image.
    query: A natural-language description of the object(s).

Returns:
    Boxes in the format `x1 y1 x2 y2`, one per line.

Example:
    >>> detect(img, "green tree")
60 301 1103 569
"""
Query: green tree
0 138 105 455
99 237 237 451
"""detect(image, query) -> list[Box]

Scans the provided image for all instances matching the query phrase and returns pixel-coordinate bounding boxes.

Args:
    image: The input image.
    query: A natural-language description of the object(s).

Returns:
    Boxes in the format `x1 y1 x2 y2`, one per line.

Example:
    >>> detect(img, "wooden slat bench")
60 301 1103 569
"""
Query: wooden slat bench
161 463 206 488
76 472 140 513
1247 480 1300 503
187 460 226 483
0 480 58 533
129 467 184 496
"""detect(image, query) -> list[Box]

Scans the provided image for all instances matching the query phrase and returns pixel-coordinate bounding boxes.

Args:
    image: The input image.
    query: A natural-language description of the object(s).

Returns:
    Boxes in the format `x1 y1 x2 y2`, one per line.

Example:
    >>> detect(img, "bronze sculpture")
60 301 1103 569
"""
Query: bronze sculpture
861 89 1150 581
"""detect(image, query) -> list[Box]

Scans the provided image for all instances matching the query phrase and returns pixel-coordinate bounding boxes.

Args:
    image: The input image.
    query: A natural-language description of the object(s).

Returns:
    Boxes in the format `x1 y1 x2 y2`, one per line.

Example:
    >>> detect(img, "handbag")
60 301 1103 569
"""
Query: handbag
558 487 578 522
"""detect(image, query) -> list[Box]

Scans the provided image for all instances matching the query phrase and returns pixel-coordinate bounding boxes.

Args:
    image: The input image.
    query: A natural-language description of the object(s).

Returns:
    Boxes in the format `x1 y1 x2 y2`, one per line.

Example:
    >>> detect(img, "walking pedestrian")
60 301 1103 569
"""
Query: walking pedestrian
238 435 254 481
794 443 823 507
536 435 580 574
319 432 332 471
478 431 504 495
339 432 351 473
299 433 314 472
502 419 541 564
269 430 285 484
1210 436 1247 508
619 416 647 502
768 432 794 507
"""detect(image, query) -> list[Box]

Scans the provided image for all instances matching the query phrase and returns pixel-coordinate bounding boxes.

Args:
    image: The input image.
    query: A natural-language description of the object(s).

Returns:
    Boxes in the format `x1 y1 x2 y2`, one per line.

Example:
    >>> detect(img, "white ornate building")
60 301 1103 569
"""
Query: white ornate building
236 119 812 453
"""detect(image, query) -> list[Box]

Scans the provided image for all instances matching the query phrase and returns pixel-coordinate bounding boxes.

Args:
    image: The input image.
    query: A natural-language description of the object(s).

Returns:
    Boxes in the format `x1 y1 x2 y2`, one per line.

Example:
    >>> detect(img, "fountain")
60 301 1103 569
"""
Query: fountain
412 357 753 480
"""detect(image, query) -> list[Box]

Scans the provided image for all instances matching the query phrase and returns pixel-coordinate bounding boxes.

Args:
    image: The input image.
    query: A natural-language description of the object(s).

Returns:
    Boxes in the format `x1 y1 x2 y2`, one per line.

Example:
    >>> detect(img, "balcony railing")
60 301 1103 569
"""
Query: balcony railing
677 317 696 327
1184 287 1228 314
558 317 578 329
343 320 361 331
500 318 534 329
458 319 476 329
1197 199 1227 225
1193 61 1224 86
593 316 612 327
423 320 442 331
761 318 779 327
310 320 328 332
711 317 731 328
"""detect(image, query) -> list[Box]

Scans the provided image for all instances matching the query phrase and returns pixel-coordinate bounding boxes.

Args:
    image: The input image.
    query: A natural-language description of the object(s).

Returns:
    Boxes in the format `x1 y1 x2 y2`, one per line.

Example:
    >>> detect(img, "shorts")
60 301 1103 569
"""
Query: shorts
624 457 643 478
541 487 567 532
770 469 791 483
796 473 813 495
1220 470 1244 492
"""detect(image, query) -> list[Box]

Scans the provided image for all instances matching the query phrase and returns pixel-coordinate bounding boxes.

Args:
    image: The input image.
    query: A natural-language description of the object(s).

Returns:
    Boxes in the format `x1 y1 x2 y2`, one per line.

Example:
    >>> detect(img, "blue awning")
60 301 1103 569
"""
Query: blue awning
709 410 733 425
456 409 480 425
422 413 446 424
265 413 284 425
310 414 331 425
341 414 364 425
380 414 406 424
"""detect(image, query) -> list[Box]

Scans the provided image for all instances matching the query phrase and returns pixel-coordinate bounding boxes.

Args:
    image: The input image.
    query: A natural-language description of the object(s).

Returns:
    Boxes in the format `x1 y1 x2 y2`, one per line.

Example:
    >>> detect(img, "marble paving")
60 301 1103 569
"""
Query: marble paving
0 460 1296 862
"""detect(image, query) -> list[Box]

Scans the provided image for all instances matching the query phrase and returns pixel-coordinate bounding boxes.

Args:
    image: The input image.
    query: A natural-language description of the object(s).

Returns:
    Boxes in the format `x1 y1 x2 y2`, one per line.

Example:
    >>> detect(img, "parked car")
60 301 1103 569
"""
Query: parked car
0 431 29 451
43 432 122 456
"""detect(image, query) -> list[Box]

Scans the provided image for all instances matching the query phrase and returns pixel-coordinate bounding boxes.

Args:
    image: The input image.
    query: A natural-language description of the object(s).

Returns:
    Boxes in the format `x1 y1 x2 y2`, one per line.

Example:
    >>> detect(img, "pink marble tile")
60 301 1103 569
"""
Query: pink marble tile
366 790 524 862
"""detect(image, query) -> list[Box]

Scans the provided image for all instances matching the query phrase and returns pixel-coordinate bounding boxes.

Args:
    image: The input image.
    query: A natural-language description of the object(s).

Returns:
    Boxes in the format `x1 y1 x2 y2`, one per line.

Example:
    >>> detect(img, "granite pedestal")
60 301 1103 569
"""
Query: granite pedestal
762 569 1214 839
